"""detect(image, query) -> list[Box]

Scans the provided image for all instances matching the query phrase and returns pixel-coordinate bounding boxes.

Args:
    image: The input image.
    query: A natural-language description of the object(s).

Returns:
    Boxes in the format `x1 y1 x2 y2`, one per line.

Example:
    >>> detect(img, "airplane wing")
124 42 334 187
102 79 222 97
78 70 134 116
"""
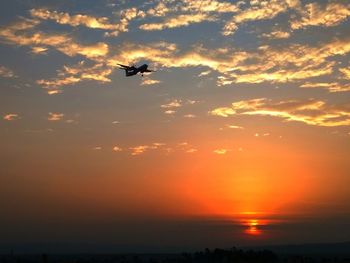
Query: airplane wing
117 63 131 69
144 69 155 72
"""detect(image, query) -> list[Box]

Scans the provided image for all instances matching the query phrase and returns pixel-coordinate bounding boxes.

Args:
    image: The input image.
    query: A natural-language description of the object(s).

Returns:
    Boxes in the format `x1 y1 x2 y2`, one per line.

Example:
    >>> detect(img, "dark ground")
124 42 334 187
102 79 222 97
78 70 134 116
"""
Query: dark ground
1 242 350 263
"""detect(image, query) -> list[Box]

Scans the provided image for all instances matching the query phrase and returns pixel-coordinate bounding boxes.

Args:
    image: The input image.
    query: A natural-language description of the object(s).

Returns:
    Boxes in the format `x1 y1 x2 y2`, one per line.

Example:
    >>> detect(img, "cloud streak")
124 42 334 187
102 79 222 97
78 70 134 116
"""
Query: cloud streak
48 112 64 121
3 113 19 121
210 98 350 127
37 61 112 93
300 82 350 93
0 65 15 78
222 0 300 35
291 2 350 30
0 18 109 59
140 13 215 31
107 37 350 86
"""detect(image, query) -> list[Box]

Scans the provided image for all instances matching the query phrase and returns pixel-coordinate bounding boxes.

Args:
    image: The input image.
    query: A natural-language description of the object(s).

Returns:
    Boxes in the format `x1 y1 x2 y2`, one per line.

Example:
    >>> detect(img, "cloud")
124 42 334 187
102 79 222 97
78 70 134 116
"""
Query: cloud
227 124 244 129
140 0 240 33
261 30 291 39
181 0 240 13
146 2 171 17
128 142 199 155
210 98 350 127
30 8 124 30
3 113 19 121
31 46 48 54
184 114 196 118
175 141 198 153
108 37 350 86
141 78 161 85
120 7 146 20
0 65 15 78
164 110 176 115
0 18 109 59
186 99 199 105
300 82 350 93
161 99 182 109
198 70 212 77
160 98 199 115
129 143 165 155
140 13 215 31
210 107 236 117
113 146 123 152
339 67 350 80
48 112 64 121
216 37 350 84
37 61 112 92
47 90 63 95
213 149 230 154
93 146 102 150
129 144 159 156
145 0 240 18
222 0 300 35
291 2 350 30
30 7 145 37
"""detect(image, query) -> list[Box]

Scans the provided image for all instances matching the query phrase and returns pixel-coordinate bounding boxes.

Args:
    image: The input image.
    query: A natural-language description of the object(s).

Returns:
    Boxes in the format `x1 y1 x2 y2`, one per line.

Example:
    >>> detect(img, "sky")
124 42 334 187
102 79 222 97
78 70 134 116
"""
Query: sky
0 0 350 253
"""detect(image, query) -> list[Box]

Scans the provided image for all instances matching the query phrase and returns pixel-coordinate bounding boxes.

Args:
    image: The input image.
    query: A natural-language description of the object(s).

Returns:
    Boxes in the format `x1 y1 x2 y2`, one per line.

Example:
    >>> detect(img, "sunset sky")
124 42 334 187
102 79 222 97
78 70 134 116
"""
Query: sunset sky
1 0 350 253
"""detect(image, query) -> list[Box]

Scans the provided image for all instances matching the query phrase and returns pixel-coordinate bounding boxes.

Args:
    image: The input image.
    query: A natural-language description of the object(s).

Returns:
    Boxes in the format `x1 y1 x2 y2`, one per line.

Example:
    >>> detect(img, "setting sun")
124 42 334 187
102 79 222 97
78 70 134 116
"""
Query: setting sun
240 219 264 236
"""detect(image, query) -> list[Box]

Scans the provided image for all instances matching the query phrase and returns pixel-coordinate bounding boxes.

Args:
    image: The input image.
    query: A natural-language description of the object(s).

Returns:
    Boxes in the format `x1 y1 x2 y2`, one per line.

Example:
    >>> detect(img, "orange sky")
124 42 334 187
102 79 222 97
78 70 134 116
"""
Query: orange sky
1 0 350 253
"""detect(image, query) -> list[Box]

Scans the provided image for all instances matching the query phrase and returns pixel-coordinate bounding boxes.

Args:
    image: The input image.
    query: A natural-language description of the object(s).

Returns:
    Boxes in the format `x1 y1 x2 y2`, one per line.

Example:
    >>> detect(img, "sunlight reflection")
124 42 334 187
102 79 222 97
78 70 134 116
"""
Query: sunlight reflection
240 218 267 236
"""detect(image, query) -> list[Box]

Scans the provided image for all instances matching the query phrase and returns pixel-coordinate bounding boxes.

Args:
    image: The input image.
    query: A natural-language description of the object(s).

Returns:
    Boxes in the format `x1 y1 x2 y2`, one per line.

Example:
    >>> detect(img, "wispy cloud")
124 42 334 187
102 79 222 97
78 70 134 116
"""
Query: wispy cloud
112 146 123 152
160 98 200 115
128 141 199 155
186 148 198 153
261 30 290 39
146 2 171 17
181 0 240 13
222 0 300 35
339 67 350 80
300 82 350 93
93 146 102 150
164 110 176 115
30 8 124 31
30 7 145 37
213 149 230 155
48 112 64 121
31 46 48 54
0 18 108 59
210 98 350 127
139 0 241 33
0 65 16 78
3 113 19 121
227 124 244 129
161 99 182 109
37 61 112 93
291 2 350 30
198 70 212 77
184 114 196 118
141 77 161 86
107 37 350 86
129 143 162 156
140 13 215 31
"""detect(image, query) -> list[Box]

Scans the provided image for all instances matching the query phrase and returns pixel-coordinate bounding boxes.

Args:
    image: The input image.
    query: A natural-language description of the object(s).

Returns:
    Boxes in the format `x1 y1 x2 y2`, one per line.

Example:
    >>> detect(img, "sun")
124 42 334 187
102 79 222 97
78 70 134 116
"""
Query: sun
241 219 263 236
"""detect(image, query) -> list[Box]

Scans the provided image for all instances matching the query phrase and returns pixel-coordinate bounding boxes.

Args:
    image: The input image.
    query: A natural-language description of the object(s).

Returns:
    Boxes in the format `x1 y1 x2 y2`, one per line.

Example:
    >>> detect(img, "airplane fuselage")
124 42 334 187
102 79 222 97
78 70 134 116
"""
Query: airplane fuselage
125 64 149 76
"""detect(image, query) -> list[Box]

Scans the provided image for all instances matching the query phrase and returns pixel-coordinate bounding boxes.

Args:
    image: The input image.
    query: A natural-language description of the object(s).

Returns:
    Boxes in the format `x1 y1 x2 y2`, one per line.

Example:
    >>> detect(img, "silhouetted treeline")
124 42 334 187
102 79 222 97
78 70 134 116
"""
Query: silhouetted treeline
180 247 278 263
1 247 349 263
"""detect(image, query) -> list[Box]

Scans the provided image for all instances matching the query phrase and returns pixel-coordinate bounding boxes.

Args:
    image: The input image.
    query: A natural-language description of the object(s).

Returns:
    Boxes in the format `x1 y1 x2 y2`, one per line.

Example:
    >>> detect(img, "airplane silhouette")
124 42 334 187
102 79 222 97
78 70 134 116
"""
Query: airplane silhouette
118 63 155 77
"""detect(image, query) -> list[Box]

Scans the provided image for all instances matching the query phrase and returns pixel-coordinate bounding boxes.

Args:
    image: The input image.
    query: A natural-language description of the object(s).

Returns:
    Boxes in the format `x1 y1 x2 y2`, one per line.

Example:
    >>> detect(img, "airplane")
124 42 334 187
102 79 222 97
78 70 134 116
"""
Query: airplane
118 63 155 77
